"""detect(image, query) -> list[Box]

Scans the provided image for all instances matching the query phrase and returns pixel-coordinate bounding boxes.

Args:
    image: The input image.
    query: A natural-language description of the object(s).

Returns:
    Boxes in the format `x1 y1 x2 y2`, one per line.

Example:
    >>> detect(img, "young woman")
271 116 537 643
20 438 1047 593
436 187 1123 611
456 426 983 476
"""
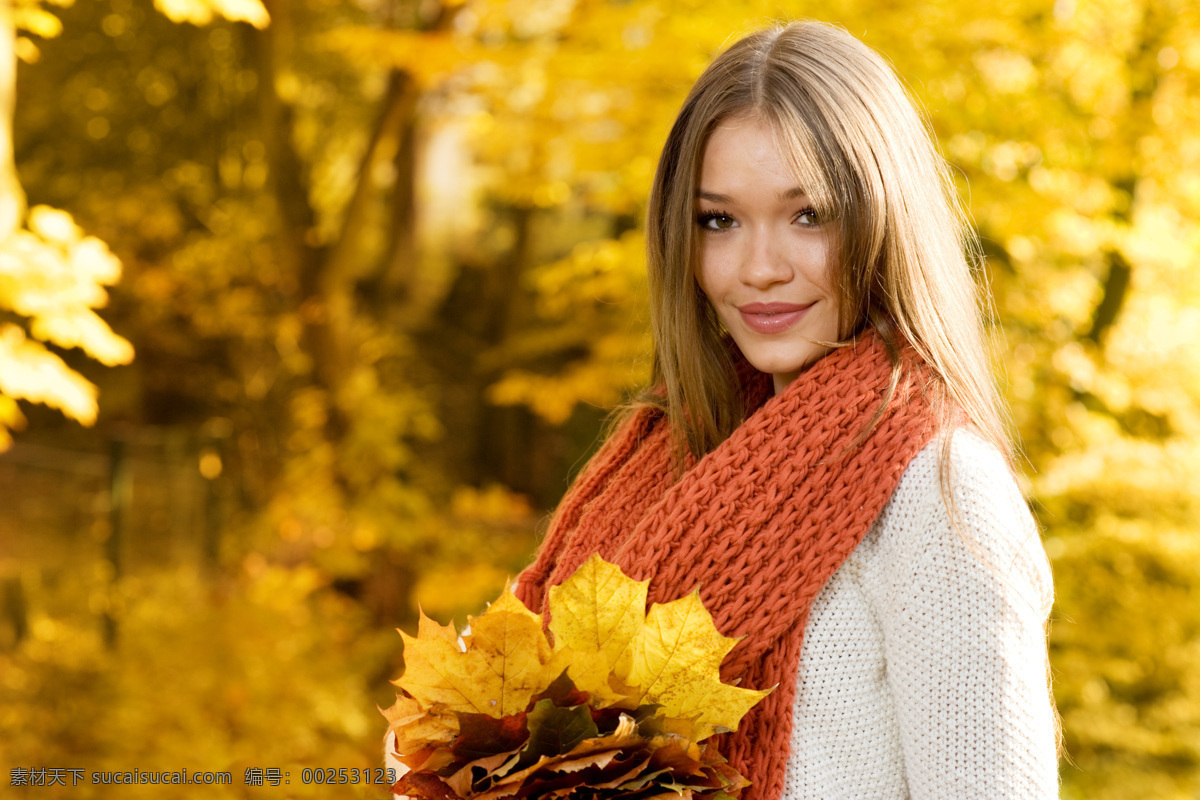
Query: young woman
515 20 1059 800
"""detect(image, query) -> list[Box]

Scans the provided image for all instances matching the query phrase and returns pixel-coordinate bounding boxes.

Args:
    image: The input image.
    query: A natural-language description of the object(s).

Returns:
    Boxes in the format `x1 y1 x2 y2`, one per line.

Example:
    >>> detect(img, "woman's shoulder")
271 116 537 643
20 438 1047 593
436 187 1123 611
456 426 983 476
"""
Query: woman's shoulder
851 427 1054 618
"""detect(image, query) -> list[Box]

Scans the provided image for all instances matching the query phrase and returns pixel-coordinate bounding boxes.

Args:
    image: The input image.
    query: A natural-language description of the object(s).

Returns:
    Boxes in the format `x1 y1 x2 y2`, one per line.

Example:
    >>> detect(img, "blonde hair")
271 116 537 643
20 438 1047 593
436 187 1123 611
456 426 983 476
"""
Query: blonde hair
644 20 1009 466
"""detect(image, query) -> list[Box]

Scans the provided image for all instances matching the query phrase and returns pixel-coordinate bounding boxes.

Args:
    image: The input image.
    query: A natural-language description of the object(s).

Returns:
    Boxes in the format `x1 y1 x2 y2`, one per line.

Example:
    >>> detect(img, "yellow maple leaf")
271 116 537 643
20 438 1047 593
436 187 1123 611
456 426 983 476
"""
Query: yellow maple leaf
462 590 557 715
396 591 556 718
415 609 460 646
544 646 627 708
548 553 648 673
623 589 772 739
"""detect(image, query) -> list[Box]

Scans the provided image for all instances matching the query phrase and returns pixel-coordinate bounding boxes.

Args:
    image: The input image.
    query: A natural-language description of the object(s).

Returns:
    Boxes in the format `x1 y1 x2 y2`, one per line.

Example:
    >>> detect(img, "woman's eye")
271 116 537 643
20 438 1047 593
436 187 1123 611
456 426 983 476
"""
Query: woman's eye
795 207 819 226
698 213 736 231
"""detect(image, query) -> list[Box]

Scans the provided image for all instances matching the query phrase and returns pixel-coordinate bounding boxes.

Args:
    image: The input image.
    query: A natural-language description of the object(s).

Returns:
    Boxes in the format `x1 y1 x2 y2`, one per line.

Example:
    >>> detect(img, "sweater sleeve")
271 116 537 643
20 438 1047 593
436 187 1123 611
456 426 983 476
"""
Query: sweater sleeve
858 429 1059 798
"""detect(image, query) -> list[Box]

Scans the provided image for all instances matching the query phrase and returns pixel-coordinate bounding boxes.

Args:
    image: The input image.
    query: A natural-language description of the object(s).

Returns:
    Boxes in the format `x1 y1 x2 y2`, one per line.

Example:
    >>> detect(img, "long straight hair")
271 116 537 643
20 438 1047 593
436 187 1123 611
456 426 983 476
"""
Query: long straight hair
644 21 1010 467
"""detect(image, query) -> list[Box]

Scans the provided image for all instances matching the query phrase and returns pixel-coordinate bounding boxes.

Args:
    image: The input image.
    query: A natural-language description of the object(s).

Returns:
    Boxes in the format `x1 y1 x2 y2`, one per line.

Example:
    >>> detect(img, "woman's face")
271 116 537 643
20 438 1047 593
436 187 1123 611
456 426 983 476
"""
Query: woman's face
695 115 841 394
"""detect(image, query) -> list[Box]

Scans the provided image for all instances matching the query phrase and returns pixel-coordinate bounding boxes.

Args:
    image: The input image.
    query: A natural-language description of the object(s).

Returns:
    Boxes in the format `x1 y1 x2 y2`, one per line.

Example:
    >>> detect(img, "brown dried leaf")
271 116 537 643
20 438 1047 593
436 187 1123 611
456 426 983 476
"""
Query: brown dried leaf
393 771 460 800
381 694 459 757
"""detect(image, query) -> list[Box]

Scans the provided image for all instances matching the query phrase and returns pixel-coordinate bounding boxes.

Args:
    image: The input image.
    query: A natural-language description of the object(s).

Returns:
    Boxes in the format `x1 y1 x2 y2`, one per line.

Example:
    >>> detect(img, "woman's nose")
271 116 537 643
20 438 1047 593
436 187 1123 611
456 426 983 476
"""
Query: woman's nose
738 229 792 288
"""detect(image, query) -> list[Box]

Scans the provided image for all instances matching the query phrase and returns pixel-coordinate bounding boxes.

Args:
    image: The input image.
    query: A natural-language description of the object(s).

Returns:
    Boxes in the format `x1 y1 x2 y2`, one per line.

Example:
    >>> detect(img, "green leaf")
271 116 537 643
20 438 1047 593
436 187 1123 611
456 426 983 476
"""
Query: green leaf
521 699 599 762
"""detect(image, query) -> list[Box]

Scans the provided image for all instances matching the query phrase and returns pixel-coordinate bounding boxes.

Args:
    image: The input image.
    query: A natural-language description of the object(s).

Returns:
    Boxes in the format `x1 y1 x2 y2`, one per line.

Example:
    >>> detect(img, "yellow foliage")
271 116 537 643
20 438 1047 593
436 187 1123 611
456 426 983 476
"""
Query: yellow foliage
0 204 134 442
11 5 63 39
1 563 393 799
0 393 24 448
7 0 73 41
0 324 97 424
322 28 473 90
414 562 512 620
153 0 269 29
487 353 643 424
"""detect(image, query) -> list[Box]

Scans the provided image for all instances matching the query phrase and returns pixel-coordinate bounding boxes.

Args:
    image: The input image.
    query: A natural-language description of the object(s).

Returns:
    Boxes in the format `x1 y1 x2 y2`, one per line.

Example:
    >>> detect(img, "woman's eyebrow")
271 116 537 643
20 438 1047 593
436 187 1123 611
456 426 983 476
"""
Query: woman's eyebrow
695 187 808 203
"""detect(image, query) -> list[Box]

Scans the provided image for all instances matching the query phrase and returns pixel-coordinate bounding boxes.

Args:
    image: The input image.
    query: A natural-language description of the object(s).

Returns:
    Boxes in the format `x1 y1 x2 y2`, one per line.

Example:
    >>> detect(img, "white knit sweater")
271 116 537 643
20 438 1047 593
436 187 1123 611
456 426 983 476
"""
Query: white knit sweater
783 429 1059 799
386 431 1059 799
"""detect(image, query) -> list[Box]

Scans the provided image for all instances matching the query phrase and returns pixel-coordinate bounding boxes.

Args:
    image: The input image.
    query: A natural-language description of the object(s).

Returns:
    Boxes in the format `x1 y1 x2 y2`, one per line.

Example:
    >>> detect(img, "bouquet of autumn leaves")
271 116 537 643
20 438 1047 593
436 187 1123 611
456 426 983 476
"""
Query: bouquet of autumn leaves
382 555 772 800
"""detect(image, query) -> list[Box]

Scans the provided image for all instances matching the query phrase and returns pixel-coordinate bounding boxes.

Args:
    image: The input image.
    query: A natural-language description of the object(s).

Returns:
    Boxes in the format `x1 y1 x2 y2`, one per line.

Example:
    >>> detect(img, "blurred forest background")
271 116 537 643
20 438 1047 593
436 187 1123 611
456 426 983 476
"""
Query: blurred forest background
0 0 1198 797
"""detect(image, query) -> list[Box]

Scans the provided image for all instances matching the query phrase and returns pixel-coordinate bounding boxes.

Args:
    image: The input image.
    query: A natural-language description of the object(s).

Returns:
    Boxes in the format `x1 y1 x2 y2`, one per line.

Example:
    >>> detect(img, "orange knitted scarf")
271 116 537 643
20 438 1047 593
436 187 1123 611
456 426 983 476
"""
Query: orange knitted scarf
515 331 941 800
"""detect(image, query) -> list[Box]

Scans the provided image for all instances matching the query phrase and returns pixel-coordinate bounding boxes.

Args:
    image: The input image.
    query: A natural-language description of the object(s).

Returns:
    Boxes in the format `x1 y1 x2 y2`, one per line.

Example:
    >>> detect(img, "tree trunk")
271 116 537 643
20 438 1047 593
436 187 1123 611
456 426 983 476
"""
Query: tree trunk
0 5 26 238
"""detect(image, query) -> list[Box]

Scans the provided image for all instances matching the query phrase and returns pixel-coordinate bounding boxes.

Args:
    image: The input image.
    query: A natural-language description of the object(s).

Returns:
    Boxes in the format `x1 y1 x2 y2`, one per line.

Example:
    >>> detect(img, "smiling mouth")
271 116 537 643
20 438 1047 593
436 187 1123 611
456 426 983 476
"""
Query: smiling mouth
738 302 813 334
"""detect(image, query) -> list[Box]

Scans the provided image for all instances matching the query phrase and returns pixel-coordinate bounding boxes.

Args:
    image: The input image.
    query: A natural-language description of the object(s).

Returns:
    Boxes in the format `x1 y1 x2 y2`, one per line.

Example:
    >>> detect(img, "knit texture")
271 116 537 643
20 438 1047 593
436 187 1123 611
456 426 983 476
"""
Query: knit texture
784 431 1059 798
515 331 941 800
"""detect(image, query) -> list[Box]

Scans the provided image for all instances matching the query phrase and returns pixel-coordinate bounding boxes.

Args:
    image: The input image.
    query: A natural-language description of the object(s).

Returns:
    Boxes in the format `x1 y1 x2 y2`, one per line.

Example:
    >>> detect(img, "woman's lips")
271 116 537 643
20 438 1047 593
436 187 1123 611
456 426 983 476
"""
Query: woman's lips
738 302 813 334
